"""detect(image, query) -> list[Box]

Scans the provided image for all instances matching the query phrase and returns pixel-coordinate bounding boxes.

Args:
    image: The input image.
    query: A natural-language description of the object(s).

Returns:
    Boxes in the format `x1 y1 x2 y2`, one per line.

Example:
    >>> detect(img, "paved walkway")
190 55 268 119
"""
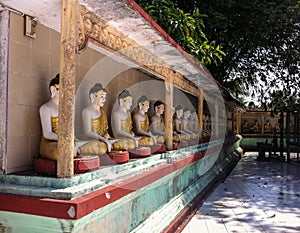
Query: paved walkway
181 152 300 233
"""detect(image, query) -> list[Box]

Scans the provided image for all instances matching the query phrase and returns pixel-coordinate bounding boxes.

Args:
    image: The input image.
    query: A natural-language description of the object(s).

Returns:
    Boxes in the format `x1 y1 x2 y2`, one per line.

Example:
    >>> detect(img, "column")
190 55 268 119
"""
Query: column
57 0 78 178
164 76 174 151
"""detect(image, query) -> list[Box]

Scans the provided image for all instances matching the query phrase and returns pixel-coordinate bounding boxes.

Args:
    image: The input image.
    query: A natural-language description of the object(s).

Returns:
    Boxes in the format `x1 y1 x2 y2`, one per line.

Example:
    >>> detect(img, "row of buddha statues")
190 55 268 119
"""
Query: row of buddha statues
39 74 213 161
242 119 292 134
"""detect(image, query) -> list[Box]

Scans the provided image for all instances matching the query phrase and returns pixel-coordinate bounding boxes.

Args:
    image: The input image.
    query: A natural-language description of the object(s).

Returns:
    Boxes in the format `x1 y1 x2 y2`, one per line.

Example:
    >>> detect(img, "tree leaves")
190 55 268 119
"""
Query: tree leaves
135 0 226 66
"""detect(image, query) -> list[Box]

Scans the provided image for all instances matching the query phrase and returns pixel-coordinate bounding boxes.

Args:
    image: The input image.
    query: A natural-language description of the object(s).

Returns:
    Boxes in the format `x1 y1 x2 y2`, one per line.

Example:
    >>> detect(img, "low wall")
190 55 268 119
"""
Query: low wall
0 136 242 233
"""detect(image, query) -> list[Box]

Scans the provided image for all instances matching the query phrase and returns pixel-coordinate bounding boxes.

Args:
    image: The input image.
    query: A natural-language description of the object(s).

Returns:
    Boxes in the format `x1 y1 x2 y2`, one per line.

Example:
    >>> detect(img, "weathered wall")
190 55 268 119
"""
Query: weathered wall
0 138 242 233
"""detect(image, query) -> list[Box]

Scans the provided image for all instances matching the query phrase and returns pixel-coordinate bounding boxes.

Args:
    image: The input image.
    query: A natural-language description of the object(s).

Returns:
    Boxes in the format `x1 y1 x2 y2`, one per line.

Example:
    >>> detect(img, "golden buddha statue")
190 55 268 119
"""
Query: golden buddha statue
264 120 273 133
39 74 86 160
132 95 156 146
182 107 197 141
150 100 165 144
80 83 118 155
111 90 139 151
189 109 201 137
173 105 189 142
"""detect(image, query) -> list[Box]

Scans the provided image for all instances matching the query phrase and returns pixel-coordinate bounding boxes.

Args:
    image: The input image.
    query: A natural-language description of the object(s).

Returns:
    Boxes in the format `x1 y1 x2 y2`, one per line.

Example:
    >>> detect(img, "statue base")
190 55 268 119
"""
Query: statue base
179 140 189 148
129 147 151 158
173 142 180 150
34 156 100 176
109 151 129 164
150 144 166 154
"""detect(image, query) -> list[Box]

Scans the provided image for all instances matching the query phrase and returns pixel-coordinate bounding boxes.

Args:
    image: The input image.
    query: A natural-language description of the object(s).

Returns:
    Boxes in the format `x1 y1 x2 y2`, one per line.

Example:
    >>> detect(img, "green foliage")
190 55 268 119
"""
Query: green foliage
135 0 226 66
174 0 300 108
136 0 300 111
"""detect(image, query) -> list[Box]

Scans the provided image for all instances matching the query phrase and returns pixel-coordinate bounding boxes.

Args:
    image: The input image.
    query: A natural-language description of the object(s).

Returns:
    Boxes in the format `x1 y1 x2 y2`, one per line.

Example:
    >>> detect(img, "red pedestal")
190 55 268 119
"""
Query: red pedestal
74 156 100 173
151 144 166 154
179 140 189 148
173 142 180 150
109 151 129 164
129 147 151 158
34 156 100 176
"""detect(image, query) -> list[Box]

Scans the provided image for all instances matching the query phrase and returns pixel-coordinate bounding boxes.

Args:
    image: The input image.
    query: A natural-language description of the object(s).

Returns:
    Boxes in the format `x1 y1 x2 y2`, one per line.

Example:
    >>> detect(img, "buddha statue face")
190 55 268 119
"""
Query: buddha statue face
139 101 150 113
120 97 133 110
176 109 183 118
89 83 107 107
184 110 190 120
157 105 164 115
93 92 107 107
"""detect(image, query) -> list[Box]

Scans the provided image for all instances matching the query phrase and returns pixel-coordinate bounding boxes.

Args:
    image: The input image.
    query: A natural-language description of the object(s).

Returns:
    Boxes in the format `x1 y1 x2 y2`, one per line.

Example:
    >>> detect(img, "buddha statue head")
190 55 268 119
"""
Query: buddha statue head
118 89 133 110
183 107 191 120
154 100 164 115
137 95 150 113
175 105 183 119
89 83 107 107
49 73 60 99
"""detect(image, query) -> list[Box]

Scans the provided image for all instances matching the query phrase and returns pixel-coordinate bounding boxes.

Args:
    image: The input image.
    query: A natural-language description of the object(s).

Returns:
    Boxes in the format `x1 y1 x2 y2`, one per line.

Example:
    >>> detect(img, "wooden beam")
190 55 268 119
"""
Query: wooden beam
57 0 78 178
164 77 174 151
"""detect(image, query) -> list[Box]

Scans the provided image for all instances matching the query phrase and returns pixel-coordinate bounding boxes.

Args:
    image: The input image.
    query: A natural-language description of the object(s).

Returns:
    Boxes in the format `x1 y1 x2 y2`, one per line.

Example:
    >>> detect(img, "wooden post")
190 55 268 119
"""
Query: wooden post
57 0 78 178
164 77 174 151
198 89 204 133
0 10 9 174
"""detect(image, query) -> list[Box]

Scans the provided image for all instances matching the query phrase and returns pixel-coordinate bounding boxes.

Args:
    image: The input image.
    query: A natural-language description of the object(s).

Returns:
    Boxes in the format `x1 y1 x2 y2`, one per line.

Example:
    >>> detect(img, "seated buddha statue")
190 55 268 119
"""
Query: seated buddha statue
132 95 156 146
150 100 165 144
80 83 118 155
173 105 189 142
182 107 197 140
189 109 200 137
39 74 86 160
111 90 140 150
264 120 273 133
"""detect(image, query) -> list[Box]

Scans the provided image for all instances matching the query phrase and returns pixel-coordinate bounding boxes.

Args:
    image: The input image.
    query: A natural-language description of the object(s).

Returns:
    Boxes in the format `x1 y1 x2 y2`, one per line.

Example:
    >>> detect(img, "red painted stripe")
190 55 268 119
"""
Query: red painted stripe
0 142 233 220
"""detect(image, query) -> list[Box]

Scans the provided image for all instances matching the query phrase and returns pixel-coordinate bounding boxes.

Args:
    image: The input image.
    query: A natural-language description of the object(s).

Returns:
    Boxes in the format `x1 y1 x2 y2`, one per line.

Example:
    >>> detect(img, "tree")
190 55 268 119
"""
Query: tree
173 0 300 107
135 0 225 66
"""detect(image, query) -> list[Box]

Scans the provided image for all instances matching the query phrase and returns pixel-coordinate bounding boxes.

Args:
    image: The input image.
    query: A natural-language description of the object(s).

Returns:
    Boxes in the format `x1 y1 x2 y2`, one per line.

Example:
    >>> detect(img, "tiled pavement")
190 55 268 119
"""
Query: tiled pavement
181 152 300 233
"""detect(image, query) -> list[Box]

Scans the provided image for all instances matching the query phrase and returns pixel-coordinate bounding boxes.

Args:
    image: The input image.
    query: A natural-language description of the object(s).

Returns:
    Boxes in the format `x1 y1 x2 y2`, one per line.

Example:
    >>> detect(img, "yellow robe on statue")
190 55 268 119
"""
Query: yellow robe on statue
79 107 110 155
153 116 165 144
136 114 155 146
40 117 59 160
113 111 136 151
